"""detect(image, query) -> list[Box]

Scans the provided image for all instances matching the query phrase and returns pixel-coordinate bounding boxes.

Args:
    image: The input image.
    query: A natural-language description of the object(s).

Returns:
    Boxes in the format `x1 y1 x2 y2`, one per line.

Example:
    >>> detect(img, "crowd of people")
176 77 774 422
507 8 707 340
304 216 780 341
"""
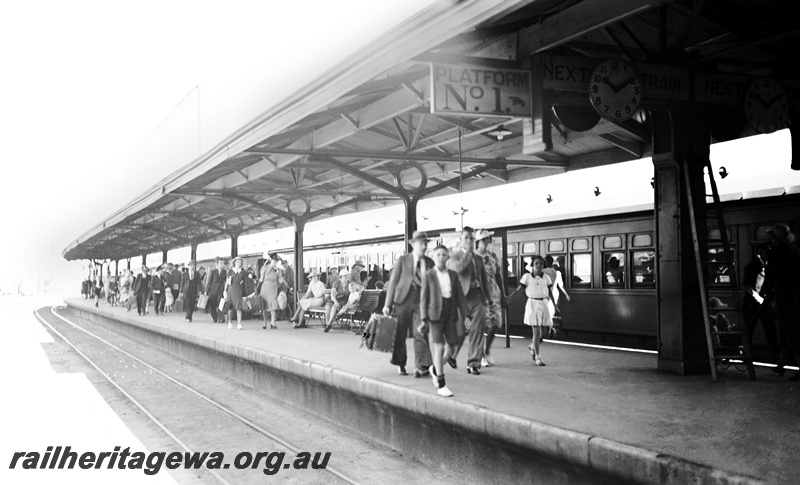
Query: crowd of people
80 223 799 397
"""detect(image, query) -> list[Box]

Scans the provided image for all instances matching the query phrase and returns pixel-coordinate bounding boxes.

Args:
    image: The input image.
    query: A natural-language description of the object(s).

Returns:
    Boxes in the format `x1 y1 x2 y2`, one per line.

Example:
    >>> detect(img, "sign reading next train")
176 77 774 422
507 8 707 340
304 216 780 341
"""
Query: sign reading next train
431 64 532 117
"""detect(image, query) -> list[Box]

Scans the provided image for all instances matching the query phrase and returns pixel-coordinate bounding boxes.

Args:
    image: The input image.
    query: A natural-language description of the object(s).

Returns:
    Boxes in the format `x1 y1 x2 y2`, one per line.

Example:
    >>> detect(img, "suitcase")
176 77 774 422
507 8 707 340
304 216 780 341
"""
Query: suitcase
362 314 397 353
175 298 184 313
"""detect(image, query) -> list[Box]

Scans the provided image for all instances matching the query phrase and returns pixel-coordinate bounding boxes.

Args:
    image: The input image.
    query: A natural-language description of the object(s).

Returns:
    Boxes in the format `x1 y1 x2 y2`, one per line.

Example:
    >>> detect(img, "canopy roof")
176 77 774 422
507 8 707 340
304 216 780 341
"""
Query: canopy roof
64 0 800 261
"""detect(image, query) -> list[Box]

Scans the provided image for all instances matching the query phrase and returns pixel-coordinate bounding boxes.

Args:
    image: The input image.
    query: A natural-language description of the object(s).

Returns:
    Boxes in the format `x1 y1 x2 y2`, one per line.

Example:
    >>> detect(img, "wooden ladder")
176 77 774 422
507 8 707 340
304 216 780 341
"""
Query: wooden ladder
684 158 756 381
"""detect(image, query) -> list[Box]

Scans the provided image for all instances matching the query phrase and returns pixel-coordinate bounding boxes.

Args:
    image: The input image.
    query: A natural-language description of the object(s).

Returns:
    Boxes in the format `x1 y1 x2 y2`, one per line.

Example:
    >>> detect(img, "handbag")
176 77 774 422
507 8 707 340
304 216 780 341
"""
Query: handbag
277 291 287 310
197 293 209 310
218 298 227 312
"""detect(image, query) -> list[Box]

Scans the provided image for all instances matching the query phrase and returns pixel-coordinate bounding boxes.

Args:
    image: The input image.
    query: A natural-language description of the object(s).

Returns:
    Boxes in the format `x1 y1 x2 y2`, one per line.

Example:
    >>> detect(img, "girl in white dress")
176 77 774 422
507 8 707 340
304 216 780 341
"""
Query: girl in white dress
509 256 559 366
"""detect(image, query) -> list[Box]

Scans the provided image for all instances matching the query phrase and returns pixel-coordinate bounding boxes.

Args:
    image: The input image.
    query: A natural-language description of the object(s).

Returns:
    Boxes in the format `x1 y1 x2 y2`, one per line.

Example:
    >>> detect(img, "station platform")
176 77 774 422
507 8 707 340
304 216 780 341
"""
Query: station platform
62 297 796 484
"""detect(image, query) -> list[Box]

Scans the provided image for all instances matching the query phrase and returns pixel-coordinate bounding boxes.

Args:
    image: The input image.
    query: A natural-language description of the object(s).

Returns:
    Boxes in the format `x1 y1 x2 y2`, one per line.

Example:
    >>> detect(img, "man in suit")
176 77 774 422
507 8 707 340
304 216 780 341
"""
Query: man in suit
133 266 151 316
419 245 469 397
180 261 203 322
207 257 227 323
150 266 166 316
447 226 490 375
383 230 434 377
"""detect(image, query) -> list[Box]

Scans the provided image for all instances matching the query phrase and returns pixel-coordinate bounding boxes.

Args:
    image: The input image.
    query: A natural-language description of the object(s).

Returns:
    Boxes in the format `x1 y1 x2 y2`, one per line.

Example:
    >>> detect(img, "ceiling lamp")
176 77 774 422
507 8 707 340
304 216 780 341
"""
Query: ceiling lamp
546 194 553 204
487 125 512 141
718 166 729 179
594 186 601 197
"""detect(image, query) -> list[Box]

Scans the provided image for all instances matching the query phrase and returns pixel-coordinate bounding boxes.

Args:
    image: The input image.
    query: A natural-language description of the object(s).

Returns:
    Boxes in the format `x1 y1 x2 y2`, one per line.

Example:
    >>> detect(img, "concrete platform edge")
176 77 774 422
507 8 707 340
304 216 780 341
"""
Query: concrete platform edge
62 301 762 485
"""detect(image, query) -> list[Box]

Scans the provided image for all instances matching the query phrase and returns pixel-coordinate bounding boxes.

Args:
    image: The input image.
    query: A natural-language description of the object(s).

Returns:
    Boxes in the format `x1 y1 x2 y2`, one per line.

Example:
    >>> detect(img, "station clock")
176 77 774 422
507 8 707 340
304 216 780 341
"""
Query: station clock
588 60 642 122
743 78 789 134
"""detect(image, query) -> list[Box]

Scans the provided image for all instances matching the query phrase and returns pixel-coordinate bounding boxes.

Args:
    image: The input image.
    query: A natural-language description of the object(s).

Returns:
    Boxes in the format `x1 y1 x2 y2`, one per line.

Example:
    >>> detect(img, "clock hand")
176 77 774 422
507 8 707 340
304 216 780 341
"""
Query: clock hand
749 92 768 106
615 75 638 92
602 76 620 92
763 93 786 108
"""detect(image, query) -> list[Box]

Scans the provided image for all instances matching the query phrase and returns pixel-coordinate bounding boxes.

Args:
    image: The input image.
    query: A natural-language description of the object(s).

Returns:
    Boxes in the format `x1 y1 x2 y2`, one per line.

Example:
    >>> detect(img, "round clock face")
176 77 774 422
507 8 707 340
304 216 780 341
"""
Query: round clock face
589 60 642 122
743 78 788 134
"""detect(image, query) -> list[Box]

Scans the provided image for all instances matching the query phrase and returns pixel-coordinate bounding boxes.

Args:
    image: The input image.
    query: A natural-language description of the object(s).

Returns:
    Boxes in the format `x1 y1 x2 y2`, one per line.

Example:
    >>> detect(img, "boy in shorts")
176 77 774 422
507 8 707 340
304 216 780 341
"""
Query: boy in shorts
419 245 469 397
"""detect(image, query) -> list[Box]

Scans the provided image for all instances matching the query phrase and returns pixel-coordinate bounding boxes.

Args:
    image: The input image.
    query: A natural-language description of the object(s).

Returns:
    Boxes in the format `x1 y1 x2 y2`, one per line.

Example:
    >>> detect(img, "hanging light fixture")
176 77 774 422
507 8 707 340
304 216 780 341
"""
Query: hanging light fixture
488 125 512 141
718 166 729 179
650 177 655 189
594 186 601 197
546 194 553 203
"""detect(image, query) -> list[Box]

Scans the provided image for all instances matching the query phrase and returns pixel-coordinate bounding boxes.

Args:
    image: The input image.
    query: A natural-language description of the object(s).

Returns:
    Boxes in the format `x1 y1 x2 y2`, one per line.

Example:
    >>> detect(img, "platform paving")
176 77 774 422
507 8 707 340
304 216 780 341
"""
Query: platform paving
64 298 798 484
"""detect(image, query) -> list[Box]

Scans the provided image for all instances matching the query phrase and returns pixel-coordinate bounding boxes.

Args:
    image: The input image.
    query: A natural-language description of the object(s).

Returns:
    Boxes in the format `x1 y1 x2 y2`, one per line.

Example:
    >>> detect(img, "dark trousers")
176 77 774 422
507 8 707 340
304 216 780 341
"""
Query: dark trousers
152 293 164 314
208 293 223 322
390 287 432 370
184 295 197 321
455 290 486 368
744 297 779 353
136 292 148 314
171 289 179 309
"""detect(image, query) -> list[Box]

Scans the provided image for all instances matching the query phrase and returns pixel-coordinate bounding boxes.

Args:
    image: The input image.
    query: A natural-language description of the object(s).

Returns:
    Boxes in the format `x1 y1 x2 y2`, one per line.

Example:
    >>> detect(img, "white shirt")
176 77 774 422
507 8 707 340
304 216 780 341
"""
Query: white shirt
520 272 552 299
435 267 451 298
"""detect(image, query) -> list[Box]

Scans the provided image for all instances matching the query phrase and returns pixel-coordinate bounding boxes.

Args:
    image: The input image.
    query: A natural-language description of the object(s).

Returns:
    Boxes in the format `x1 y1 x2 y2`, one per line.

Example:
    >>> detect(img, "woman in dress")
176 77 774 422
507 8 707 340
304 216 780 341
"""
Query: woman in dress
225 256 247 330
508 255 558 366
289 271 326 328
543 256 570 338
93 274 103 307
474 229 507 367
259 253 282 330
120 269 134 312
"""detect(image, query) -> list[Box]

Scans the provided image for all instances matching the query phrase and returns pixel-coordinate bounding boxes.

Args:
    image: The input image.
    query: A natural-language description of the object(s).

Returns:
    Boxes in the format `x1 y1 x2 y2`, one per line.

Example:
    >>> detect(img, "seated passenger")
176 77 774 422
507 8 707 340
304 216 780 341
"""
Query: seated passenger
289 271 326 328
335 282 363 317
324 272 351 333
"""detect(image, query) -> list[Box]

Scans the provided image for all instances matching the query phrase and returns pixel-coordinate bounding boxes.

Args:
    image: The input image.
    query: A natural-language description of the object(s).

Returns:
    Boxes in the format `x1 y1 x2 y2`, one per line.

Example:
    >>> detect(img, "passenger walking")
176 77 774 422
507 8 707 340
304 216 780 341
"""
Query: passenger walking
474 229 507 367
207 258 227 323
163 263 175 312
447 227 490 375
289 271 326 328
419 245 469 397
762 224 800 380
103 271 112 305
509 255 558 366
742 246 779 355
133 266 150 315
179 262 203 322
544 255 570 338
120 269 133 312
258 253 282 330
225 257 246 330
93 274 103 307
383 230 434 377
150 267 166 316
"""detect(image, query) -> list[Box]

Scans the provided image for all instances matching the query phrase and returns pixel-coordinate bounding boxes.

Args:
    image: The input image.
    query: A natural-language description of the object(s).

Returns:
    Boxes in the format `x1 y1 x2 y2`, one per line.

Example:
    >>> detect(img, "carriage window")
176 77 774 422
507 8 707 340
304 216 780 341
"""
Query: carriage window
570 253 592 287
632 251 656 287
603 236 623 249
522 256 534 274
571 238 590 251
507 258 519 287
521 242 537 254
603 252 625 287
632 234 653 247
707 228 733 242
708 247 735 284
548 240 565 252
507 244 517 255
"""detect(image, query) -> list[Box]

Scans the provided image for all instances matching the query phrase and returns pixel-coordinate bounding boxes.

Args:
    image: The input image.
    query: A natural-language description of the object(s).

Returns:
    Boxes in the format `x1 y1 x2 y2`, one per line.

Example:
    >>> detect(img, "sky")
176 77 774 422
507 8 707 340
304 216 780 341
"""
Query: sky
1 0 797 295
0 0 437 294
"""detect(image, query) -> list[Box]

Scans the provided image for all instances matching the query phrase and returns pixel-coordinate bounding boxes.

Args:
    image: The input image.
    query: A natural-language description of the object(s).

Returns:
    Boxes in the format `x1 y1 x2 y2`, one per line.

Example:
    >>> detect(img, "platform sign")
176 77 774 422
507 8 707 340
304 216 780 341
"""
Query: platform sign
431 63 532 117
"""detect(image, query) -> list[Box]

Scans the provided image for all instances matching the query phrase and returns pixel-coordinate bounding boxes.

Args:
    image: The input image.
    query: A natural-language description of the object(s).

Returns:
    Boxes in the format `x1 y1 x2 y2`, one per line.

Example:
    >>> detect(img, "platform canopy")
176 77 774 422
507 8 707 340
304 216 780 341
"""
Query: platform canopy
64 0 799 261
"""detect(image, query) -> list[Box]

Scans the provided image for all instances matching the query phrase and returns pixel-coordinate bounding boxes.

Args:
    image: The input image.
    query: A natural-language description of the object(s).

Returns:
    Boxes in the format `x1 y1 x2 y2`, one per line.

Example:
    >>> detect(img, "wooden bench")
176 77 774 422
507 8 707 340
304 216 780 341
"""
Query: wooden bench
332 290 382 332
303 289 331 325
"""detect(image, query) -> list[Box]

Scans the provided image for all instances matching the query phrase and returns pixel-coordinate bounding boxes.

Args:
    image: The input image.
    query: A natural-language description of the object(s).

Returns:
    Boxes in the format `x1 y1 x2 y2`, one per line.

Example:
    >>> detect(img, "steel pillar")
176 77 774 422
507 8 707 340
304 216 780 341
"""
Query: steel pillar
230 234 239 258
293 218 306 297
190 242 198 263
162 249 168 264
142 254 147 267
402 195 419 253
652 104 711 375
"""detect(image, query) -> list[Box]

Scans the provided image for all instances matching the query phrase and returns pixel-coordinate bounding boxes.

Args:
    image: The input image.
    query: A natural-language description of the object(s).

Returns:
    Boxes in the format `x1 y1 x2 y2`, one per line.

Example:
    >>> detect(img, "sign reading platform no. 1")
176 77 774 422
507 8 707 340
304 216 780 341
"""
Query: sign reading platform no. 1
431 63 532 117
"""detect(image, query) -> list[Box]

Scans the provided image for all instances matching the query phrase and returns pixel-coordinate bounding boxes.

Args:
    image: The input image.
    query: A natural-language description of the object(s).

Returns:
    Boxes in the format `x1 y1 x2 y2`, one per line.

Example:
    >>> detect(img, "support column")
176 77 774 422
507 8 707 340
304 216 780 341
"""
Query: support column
190 242 198 263
652 104 711 375
162 249 168 264
127 258 131 270
293 218 306 298
114 260 119 277
402 195 419 253
230 234 239 258
142 254 147 267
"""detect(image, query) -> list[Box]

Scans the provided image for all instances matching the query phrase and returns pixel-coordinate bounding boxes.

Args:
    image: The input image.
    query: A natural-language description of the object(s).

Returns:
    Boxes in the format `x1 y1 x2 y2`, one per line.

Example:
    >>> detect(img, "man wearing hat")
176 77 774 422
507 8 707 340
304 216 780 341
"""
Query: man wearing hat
350 260 366 286
206 257 228 323
763 223 800 380
447 226 490 375
179 261 203 322
133 265 151 316
383 230 434 376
